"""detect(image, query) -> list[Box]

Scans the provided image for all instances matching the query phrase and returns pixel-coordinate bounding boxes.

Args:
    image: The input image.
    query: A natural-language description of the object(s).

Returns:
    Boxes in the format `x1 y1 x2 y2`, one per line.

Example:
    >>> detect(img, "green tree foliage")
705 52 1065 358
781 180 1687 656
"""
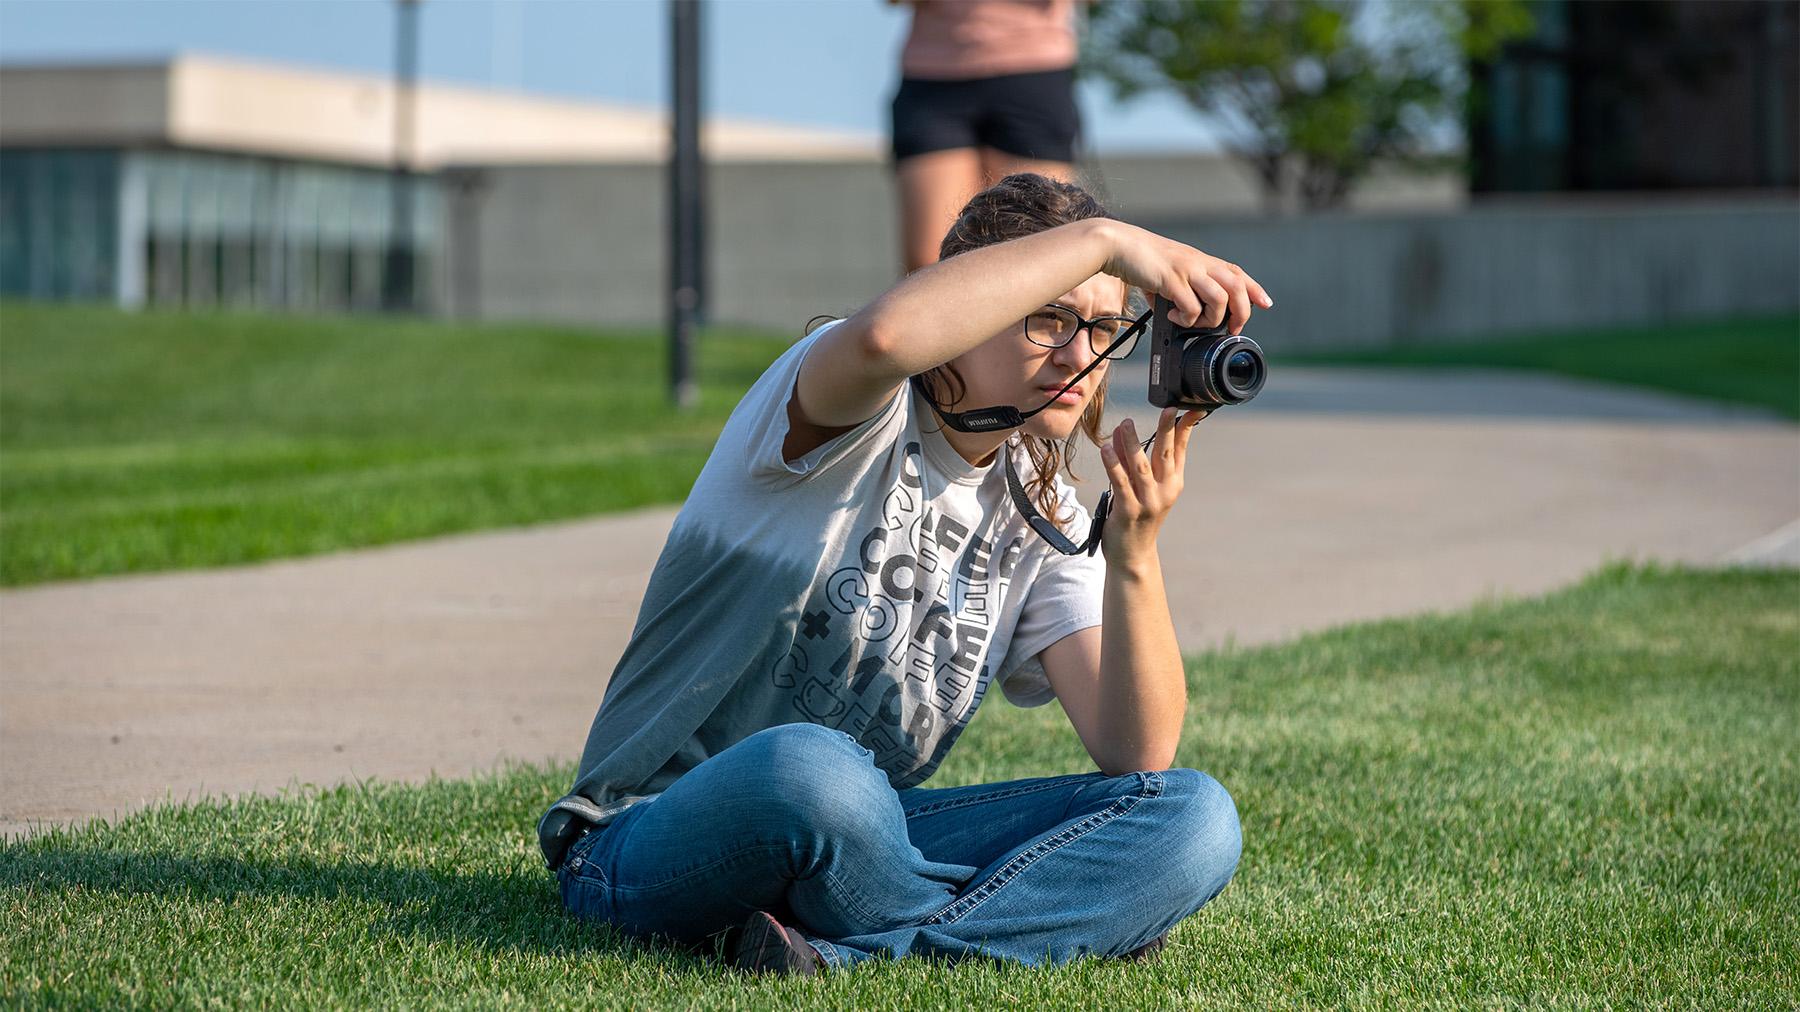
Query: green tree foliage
1084 0 1533 211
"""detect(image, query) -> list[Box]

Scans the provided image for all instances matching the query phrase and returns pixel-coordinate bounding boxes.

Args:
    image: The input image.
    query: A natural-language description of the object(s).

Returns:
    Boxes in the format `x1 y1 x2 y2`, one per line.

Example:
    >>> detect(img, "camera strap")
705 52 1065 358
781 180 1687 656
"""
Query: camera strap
1005 444 1114 557
908 310 1161 556
910 350 1126 557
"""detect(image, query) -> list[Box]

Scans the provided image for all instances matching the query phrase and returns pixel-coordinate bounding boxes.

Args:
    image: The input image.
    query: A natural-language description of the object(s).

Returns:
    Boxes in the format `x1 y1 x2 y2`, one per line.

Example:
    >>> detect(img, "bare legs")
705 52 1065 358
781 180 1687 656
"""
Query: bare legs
897 147 1080 274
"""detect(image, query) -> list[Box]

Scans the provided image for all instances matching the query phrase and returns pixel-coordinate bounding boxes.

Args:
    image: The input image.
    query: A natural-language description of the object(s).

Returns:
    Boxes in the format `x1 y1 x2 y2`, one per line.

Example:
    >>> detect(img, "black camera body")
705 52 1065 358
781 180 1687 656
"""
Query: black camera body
1146 294 1268 410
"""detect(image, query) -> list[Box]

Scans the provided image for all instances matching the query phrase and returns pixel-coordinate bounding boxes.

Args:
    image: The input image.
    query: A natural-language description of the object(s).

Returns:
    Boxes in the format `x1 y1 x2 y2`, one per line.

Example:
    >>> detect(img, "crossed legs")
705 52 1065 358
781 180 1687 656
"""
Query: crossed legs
556 722 1241 970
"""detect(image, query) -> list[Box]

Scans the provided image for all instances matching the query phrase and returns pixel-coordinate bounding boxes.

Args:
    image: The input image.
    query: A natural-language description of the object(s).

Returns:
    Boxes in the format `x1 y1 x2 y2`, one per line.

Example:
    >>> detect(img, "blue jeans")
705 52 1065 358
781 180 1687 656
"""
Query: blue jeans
555 722 1242 970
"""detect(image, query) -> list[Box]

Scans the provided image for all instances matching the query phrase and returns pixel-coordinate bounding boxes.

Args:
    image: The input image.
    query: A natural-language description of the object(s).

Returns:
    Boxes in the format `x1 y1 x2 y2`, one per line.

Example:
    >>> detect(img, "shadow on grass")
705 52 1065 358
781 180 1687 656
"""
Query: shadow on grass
1 844 741 970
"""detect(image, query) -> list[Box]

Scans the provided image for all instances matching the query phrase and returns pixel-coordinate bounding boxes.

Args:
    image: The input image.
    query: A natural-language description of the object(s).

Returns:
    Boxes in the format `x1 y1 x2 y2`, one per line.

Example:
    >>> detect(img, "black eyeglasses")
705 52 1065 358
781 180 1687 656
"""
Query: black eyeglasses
1024 305 1151 360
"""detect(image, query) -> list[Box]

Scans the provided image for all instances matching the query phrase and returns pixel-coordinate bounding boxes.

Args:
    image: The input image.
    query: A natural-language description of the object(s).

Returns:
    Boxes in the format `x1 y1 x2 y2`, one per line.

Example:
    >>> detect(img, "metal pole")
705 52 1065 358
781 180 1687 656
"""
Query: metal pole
668 0 703 410
386 0 421 311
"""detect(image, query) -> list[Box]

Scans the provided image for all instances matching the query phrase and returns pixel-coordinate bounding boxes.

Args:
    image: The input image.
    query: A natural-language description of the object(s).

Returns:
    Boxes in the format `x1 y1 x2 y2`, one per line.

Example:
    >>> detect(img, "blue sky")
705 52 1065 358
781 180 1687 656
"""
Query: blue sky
0 0 1229 153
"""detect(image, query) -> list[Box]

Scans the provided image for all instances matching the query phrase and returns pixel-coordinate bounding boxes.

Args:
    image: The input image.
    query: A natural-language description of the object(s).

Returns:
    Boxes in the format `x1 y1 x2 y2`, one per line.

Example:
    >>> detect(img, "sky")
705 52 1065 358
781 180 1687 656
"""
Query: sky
0 0 1231 154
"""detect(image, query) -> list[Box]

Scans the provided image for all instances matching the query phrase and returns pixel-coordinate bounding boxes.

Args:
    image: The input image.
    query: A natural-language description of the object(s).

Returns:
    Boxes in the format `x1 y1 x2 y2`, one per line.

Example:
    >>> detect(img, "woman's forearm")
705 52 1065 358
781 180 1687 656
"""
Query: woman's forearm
859 218 1117 377
1094 548 1188 774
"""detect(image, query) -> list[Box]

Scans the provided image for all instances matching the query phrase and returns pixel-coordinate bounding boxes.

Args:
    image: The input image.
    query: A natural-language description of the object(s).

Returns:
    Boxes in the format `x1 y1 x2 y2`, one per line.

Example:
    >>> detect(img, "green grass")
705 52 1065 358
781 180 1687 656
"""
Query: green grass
5 563 1795 1008
7 305 1794 588
0 301 795 586
1288 314 1800 419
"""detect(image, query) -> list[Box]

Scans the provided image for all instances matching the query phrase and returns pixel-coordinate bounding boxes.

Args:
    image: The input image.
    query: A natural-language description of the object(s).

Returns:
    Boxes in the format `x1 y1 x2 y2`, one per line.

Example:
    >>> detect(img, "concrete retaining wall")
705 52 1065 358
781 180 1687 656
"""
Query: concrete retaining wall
447 155 1796 347
446 153 1464 337
1145 196 1799 349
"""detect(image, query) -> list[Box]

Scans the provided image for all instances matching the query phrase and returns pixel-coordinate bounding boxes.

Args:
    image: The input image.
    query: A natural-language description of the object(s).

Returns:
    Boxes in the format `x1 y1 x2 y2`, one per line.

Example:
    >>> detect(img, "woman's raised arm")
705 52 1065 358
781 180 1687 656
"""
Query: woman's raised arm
789 217 1271 436
791 217 1114 433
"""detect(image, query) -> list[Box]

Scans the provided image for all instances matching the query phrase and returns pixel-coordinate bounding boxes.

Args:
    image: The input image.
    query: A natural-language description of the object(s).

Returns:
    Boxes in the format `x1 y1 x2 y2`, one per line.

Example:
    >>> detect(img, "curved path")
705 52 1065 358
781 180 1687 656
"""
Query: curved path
3 368 1794 838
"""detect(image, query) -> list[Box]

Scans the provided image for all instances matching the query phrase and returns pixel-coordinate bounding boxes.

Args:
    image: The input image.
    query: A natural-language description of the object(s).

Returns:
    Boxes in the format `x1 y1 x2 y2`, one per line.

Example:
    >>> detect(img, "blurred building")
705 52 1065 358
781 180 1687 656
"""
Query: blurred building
14 42 1787 347
0 52 1465 336
0 53 877 314
1472 0 1798 193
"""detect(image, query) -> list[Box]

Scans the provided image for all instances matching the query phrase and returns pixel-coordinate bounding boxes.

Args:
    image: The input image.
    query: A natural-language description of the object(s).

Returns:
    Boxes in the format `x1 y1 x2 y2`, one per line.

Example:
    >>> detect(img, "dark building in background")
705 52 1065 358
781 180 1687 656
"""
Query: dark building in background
1472 0 1798 193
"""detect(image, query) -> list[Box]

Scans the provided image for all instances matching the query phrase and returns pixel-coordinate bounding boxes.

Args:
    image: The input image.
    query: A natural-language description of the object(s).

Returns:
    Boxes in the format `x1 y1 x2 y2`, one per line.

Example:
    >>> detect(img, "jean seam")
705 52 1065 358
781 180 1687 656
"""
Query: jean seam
901 772 1103 819
807 937 843 970
816 866 893 930
922 769 1166 926
585 841 890 948
603 841 795 896
562 830 609 886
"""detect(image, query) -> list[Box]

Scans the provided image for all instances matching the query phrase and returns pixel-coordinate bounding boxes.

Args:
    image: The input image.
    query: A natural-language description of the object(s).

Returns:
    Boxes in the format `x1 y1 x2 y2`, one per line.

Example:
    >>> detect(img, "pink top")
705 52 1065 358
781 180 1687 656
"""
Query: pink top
897 0 1086 81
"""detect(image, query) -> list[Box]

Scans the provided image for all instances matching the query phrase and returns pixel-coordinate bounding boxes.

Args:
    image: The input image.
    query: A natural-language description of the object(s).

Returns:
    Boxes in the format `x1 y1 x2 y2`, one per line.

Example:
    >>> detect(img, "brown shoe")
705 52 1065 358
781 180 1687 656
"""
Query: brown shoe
1121 931 1168 961
731 910 823 975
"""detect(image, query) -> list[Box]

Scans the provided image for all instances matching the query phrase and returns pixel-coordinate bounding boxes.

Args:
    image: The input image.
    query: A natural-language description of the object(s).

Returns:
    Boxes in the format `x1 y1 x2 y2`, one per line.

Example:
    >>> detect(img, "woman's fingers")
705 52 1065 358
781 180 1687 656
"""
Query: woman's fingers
1119 420 1156 503
1151 406 1178 482
1202 261 1257 335
1162 269 1204 328
1194 274 1231 329
1226 277 1253 336
1105 411 1205 528
1099 427 1141 515
1143 235 1273 328
1174 409 1205 472
1248 275 1273 308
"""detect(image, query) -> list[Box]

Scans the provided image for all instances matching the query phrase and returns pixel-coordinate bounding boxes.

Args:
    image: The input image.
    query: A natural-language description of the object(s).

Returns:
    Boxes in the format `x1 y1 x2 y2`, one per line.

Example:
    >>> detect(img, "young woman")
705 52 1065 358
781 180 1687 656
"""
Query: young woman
887 0 1095 273
539 173 1273 974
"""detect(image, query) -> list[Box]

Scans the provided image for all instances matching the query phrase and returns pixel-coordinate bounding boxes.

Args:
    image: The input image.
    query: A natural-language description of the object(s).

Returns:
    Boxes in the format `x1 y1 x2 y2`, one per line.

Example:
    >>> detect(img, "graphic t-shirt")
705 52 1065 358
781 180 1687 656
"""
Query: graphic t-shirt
536 319 1107 868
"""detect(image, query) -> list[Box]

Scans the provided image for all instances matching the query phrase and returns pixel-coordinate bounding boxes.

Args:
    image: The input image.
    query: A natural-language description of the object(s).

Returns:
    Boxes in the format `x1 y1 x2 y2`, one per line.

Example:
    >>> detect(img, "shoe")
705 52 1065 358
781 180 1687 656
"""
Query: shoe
1121 931 1168 961
731 910 823 976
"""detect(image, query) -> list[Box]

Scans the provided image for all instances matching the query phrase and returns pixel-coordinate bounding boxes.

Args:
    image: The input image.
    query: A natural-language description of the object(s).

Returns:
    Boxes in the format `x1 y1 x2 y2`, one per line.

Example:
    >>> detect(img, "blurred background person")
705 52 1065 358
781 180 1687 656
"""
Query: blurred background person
887 0 1094 273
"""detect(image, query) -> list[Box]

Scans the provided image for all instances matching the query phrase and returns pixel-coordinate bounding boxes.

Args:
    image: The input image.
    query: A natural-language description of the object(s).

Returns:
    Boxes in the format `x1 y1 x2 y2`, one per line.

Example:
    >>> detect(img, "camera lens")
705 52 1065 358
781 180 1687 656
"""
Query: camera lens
1178 333 1267 407
1224 350 1261 392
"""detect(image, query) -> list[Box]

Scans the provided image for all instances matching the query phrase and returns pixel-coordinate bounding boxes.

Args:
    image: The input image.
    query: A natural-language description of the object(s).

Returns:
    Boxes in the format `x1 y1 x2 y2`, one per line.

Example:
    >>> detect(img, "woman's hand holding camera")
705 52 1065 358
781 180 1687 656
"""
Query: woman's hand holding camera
1090 220 1268 560
1097 406 1205 563
1096 220 1272 336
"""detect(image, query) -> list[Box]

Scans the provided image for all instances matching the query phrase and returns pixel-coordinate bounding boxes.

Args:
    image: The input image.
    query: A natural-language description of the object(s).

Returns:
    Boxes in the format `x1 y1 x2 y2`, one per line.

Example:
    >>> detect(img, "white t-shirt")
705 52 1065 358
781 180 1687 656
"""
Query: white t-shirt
537 319 1107 863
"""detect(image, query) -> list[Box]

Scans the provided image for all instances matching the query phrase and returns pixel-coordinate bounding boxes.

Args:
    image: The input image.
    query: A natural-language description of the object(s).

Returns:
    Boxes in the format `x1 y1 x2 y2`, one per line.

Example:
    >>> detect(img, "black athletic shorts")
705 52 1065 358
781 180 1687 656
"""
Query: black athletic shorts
889 66 1083 168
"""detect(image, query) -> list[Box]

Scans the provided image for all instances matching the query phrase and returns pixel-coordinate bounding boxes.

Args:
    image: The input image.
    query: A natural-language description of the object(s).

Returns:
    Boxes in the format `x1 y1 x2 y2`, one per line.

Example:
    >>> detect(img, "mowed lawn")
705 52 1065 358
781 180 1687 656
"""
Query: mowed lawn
0 301 795 586
1289 314 1800 420
5 305 1795 587
4 564 1795 1008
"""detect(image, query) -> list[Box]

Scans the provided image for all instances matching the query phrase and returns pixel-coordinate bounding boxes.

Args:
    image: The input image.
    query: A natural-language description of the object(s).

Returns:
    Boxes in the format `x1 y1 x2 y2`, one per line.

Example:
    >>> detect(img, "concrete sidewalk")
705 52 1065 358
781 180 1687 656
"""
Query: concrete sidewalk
3 368 1796 839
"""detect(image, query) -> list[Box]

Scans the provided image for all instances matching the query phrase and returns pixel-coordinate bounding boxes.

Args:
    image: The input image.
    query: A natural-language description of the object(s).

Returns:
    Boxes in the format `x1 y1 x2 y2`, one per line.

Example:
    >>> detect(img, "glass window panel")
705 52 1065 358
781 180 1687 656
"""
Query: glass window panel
0 152 26 295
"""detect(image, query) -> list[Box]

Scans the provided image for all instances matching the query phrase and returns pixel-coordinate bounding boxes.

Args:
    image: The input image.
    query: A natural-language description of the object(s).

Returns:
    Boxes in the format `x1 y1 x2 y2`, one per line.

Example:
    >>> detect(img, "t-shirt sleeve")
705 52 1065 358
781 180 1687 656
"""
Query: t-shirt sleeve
996 496 1107 708
740 319 908 487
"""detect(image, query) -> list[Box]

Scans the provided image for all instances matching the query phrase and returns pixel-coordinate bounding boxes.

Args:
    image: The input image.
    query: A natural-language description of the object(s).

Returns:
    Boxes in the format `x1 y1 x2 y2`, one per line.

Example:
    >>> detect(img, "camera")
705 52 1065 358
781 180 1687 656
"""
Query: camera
1146 294 1267 410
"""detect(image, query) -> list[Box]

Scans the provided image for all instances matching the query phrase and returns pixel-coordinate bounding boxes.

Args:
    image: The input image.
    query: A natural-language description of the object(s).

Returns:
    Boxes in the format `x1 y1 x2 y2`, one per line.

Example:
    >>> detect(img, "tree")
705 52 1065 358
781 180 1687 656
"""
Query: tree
1083 0 1534 212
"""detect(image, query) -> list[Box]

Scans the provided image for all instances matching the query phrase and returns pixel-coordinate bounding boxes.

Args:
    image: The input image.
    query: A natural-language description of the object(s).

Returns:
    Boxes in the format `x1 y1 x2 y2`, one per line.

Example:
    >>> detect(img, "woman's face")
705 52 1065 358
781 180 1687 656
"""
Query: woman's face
944 274 1130 442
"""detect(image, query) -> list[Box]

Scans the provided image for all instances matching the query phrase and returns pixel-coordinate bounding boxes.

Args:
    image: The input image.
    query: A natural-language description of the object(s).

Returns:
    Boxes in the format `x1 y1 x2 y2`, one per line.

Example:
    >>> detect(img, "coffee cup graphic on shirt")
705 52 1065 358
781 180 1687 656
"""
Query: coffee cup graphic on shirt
794 676 848 722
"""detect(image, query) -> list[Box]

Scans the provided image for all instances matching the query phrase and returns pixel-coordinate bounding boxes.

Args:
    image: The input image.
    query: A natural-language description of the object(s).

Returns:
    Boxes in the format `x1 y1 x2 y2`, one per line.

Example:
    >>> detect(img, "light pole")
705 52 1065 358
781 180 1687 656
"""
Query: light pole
385 0 422 312
668 0 704 410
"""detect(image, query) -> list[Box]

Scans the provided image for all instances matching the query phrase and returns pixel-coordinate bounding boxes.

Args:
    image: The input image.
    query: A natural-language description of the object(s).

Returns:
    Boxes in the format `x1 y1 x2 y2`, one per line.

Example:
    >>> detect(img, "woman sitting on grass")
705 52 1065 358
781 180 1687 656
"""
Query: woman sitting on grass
538 172 1273 974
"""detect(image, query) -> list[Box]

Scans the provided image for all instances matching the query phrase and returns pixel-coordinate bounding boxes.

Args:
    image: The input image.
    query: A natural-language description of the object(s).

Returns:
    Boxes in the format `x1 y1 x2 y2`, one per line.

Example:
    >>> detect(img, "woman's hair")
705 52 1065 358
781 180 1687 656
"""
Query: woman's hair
804 172 1138 535
928 171 1138 533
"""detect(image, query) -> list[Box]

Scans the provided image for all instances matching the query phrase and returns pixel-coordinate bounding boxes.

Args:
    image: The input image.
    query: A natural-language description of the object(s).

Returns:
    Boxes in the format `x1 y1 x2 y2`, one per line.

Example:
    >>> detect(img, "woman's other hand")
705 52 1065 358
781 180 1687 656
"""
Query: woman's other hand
1097 221 1272 336
1097 406 1206 562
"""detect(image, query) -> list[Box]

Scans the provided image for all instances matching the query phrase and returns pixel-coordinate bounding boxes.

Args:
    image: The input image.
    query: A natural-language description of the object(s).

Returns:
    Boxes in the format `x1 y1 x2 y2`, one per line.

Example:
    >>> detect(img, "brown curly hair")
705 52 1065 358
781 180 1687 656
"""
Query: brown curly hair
921 172 1139 535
